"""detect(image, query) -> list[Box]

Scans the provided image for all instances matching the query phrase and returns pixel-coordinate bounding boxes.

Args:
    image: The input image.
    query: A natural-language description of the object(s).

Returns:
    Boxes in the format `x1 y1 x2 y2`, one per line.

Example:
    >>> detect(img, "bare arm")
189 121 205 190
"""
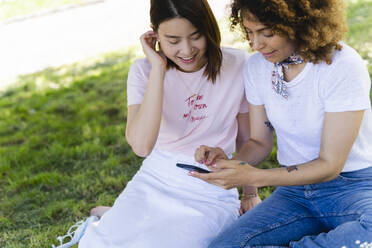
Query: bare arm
234 103 273 166
191 109 365 189
125 31 167 157
254 110 365 187
235 112 250 152
125 70 163 156
236 105 270 212
236 111 261 202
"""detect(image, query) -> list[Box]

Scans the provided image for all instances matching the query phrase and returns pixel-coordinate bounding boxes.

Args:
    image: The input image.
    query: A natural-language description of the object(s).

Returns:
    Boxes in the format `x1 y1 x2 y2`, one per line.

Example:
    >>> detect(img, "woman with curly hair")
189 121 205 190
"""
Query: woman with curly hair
190 0 372 247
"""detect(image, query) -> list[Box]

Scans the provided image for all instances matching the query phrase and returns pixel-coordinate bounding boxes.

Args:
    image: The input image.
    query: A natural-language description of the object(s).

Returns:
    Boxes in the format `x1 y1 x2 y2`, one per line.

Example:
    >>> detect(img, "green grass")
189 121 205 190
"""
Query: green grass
0 50 278 247
0 0 88 21
0 1 371 247
346 0 372 75
0 49 143 247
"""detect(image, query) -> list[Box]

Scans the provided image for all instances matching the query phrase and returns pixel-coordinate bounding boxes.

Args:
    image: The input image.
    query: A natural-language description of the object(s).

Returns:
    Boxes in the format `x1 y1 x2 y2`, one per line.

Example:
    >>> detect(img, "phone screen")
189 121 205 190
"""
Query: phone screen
176 163 210 173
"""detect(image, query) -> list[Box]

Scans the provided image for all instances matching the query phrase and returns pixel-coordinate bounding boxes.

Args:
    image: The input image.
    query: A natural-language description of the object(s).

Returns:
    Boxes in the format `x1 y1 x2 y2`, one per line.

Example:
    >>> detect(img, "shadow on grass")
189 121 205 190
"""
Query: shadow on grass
1 1 372 244
0 49 145 247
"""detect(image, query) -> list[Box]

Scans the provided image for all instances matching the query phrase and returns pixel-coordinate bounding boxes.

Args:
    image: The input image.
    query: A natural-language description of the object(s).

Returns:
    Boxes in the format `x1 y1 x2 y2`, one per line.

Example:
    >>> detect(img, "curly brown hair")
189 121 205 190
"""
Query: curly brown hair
230 0 348 64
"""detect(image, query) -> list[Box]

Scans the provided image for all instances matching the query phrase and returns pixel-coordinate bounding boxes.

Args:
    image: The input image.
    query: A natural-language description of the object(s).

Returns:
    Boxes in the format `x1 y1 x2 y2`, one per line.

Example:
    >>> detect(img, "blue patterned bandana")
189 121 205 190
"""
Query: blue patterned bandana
271 54 304 99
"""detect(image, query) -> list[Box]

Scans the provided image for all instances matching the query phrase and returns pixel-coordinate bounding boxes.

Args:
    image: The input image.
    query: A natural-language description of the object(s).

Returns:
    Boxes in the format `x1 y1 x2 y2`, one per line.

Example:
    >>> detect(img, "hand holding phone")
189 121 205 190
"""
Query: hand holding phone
176 163 210 173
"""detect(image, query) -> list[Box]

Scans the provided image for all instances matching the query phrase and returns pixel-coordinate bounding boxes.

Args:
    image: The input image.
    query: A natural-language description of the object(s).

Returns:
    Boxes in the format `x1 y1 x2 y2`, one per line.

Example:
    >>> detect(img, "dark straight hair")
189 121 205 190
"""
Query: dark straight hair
150 0 222 83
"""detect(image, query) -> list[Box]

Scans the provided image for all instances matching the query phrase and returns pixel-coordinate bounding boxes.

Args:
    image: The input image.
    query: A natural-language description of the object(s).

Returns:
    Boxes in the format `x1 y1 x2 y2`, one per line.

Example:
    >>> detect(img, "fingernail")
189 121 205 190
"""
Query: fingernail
188 171 195 176
212 163 217 167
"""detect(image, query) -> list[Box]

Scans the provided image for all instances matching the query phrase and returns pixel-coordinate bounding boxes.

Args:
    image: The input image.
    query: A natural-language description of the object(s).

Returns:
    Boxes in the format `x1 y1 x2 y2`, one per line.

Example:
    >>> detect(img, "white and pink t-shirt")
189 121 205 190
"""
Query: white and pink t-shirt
127 47 248 157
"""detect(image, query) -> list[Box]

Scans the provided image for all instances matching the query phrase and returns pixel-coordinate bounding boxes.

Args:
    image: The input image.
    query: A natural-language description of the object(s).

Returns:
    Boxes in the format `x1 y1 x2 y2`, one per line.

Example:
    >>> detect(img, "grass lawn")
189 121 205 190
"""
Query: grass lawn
346 0 372 74
0 0 371 247
0 0 92 22
0 50 144 247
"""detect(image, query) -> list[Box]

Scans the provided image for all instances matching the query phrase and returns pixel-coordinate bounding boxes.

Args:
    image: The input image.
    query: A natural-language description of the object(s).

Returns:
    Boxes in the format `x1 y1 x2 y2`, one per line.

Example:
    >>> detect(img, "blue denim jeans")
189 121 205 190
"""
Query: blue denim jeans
208 166 372 248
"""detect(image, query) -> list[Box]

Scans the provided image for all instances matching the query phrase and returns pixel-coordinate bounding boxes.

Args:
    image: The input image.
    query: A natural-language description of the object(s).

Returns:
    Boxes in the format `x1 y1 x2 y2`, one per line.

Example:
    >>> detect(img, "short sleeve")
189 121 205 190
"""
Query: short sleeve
126 59 151 106
319 54 371 112
243 57 264 105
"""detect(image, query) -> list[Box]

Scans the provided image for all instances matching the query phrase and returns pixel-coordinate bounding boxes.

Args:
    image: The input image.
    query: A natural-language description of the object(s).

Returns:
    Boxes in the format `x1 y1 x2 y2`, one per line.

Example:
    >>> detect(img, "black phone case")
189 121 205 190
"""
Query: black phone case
176 163 210 173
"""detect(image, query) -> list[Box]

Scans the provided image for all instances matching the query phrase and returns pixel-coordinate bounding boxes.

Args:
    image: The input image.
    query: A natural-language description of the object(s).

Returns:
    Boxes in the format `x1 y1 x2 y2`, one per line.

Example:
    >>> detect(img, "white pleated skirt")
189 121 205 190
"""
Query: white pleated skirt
78 149 240 248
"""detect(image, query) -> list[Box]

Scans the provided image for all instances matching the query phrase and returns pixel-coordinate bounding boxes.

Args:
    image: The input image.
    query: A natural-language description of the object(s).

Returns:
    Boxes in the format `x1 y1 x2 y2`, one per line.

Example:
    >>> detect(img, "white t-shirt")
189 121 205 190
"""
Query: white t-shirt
244 44 372 172
127 47 249 157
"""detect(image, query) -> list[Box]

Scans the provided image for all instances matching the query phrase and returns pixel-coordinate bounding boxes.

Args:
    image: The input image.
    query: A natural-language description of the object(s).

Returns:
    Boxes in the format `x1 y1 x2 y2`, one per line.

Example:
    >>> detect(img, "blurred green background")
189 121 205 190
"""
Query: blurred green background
0 0 371 247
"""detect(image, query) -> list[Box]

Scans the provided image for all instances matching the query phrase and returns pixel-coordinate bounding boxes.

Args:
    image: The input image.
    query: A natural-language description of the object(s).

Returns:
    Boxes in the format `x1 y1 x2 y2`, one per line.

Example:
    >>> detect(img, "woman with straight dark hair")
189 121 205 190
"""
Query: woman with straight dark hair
50 0 257 247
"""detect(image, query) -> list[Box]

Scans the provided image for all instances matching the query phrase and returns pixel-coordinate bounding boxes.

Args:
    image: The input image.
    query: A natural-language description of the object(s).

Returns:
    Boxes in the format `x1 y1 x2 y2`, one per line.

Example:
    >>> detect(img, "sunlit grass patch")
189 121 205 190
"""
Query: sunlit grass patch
0 49 143 247
0 0 371 246
346 0 372 75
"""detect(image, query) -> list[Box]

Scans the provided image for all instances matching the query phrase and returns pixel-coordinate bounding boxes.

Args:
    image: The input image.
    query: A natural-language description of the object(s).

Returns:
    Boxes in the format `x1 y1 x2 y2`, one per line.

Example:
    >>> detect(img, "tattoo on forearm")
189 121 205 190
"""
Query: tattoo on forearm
264 121 274 132
239 162 248 166
286 165 298 172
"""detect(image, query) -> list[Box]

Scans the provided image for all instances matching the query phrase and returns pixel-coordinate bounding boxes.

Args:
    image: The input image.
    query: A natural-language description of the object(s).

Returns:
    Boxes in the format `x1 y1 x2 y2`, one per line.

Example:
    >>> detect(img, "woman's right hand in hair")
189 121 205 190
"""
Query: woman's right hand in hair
140 31 167 68
194 145 229 166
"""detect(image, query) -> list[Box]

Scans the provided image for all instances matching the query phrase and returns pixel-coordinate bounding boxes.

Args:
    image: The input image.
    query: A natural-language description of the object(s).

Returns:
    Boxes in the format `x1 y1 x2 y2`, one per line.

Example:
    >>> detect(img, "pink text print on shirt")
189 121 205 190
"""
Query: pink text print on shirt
183 94 208 122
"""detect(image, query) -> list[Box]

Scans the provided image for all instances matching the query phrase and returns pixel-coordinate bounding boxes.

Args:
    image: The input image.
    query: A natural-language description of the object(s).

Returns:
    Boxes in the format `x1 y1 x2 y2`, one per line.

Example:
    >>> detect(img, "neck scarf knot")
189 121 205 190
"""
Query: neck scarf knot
271 54 304 99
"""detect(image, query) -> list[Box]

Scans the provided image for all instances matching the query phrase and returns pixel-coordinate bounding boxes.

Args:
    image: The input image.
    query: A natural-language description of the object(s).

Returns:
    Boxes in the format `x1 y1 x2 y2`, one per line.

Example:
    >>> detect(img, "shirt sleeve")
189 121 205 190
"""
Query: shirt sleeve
126 59 150 106
319 54 371 112
243 57 264 105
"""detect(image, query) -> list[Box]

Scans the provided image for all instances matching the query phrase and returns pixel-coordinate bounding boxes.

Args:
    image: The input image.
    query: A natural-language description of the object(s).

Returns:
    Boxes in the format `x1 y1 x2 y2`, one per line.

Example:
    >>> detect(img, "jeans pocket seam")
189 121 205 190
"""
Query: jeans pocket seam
338 175 372 181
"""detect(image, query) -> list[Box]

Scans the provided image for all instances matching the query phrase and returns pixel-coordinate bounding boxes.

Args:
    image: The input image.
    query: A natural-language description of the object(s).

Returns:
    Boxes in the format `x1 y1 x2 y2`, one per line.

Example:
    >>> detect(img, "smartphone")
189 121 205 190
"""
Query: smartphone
176 163 210 173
